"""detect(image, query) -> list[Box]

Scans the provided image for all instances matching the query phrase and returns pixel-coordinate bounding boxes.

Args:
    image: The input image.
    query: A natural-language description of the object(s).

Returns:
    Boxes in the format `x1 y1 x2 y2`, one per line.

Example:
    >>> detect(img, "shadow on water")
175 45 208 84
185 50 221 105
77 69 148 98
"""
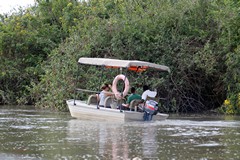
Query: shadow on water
1 106 240 159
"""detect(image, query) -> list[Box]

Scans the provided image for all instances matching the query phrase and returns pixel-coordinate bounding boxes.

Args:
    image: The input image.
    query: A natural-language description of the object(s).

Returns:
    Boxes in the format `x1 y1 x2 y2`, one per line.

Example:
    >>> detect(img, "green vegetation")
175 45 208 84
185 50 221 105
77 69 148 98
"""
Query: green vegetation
0 0 239 113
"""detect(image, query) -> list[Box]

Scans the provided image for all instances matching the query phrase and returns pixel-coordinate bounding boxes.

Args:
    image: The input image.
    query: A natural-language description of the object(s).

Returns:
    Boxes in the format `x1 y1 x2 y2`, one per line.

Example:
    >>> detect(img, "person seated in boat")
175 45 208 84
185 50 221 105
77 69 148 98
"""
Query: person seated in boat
121 87 141 109
96 83 113 108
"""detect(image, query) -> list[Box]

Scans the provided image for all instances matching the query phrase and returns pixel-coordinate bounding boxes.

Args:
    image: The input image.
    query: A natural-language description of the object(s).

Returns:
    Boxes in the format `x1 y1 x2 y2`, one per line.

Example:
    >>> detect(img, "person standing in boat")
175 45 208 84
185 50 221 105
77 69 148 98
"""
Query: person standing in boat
97 83 113 108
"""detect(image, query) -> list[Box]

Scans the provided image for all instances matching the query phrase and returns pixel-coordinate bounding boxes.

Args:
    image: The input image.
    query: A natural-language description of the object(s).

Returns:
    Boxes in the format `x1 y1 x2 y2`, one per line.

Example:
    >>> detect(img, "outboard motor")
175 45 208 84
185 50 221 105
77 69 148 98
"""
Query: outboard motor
143 100 158 121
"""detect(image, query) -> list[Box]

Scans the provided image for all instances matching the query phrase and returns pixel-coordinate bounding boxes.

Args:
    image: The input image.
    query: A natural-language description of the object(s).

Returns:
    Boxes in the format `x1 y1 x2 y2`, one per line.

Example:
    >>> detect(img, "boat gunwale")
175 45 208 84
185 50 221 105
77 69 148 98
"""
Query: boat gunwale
67 99 169 121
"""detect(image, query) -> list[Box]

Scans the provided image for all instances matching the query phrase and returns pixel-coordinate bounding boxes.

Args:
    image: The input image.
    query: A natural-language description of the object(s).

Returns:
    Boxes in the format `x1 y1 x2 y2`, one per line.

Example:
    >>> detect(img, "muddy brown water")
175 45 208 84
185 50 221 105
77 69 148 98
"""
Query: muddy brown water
1 106 240 160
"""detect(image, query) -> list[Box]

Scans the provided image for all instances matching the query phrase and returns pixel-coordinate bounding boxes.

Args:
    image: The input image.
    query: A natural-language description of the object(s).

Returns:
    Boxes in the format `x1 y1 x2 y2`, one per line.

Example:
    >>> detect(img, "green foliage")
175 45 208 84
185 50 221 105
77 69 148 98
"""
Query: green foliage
0 1 71 104
221 46 240 114
216 0 240 114
1 0 240 114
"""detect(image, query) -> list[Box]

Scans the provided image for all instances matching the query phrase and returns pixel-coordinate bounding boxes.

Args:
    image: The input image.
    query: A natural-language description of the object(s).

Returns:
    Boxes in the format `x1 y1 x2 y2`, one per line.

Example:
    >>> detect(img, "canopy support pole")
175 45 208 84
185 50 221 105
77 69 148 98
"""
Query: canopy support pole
96 66 105 109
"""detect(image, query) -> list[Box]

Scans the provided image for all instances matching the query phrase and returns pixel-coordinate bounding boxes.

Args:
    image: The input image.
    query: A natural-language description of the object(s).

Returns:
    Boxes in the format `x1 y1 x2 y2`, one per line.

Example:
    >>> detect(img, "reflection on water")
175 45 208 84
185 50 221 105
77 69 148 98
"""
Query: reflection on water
67 120 161 159
1 106 240 160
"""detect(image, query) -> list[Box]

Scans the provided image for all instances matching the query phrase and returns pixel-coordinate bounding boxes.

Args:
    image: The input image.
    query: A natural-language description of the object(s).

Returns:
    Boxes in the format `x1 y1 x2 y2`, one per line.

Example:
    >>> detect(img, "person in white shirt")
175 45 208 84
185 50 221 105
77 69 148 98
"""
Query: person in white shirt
96 83 113 108
141 85 157 101
141 85 159 120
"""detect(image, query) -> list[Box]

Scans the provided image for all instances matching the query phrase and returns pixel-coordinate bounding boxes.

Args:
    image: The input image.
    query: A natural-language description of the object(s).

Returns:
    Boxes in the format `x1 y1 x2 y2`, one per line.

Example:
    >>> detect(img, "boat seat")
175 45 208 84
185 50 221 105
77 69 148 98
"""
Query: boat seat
104 96 126 109
117 98 126 105
129 99 142 111
104 96 116 108
87 95 98 105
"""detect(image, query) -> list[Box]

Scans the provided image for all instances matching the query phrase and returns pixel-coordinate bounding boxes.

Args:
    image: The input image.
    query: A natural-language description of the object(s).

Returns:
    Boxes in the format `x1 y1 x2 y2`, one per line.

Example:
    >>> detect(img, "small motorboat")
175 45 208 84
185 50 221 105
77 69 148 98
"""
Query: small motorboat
67 57 170 122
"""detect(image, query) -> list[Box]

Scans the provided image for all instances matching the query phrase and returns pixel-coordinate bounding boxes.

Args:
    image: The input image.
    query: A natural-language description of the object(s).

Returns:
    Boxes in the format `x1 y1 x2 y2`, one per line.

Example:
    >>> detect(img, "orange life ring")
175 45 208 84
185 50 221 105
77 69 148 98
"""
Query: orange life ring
112 74 130 99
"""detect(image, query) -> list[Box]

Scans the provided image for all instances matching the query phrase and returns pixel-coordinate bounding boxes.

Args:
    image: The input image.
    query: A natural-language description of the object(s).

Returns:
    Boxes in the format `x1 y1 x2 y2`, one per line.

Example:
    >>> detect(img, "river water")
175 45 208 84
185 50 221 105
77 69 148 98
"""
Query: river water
0 106 240 160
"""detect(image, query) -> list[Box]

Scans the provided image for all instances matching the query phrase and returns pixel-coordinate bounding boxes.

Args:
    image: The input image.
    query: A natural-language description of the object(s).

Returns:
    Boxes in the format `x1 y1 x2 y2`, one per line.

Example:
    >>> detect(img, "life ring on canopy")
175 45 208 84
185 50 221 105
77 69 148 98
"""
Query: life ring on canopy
112 74 130 99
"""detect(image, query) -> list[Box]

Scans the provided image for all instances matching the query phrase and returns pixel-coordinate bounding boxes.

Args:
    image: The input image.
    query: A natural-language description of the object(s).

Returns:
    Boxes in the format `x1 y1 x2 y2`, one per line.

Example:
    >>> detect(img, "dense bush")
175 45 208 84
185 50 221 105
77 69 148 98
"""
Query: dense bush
0 0 239 113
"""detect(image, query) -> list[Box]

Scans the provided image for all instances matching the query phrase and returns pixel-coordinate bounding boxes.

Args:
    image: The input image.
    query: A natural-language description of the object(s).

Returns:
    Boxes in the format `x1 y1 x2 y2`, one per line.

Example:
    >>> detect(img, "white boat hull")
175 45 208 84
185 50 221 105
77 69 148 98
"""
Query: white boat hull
67 99 169 122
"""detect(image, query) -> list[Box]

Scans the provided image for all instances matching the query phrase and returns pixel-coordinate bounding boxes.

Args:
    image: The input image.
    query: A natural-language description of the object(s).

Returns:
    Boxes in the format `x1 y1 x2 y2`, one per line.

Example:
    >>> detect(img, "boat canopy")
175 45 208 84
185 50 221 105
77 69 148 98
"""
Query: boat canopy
78 57 170 73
